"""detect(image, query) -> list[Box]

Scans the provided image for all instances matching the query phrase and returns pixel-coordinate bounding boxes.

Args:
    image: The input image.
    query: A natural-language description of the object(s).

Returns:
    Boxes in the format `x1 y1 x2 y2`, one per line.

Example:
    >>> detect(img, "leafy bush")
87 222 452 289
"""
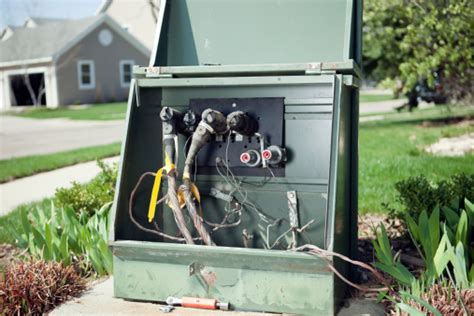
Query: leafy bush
395 173 474 217
55 160 117 216
0 259 86 315
9 202 113 276
364 0 474 101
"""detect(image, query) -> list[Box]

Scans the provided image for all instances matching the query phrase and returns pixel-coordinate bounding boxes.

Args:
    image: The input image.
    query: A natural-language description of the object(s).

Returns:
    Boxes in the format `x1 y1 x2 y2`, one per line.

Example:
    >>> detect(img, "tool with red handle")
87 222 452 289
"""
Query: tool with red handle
166 296 230 310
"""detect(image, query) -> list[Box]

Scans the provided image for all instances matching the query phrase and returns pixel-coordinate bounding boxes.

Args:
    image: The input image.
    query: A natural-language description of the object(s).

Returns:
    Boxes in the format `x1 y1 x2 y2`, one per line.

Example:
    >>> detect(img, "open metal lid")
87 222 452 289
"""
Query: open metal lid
150 0 362 68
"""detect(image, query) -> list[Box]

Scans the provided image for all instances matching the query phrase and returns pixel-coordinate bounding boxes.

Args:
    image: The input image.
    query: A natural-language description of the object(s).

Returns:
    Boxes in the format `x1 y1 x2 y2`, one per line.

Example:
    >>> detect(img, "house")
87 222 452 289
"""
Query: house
96 0 159 50
0 14 150 110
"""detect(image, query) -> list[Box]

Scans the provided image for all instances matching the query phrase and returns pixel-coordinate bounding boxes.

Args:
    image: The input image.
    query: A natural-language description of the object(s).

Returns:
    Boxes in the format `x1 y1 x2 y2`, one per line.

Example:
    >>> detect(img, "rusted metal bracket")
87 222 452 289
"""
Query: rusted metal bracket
287 191 299 249
188 262 216 293
287 191 299 229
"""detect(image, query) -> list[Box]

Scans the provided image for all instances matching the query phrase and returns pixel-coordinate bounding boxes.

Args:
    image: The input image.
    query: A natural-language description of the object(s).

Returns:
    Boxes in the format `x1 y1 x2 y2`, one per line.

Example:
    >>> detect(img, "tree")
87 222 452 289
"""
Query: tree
363 0 474 102
147 0 160 24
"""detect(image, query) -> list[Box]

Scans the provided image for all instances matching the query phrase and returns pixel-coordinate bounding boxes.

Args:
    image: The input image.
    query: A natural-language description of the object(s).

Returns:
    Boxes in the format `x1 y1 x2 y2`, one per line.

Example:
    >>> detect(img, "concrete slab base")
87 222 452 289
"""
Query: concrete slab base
338 298 385 316
51 278 277 316
51 277 385 316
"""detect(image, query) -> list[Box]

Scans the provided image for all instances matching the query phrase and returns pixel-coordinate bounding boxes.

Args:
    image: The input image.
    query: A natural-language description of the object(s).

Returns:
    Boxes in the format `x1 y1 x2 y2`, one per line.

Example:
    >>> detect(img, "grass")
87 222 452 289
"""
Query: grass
9 102 127 121
0 143 121 183
360 93 397 103
359 105 474 214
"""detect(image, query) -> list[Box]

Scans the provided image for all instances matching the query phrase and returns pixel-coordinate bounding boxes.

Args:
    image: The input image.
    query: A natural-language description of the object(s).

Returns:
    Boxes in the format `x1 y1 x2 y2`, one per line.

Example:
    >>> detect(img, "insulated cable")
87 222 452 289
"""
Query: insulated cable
181 109 228 246
158 107 195 244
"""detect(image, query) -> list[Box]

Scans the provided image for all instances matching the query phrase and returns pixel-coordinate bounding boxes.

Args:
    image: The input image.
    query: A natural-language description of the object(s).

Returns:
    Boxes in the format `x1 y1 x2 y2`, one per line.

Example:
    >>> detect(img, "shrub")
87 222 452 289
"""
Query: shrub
55 160 117 216
395 173 474 217
9 202 113 276
0 259 86 315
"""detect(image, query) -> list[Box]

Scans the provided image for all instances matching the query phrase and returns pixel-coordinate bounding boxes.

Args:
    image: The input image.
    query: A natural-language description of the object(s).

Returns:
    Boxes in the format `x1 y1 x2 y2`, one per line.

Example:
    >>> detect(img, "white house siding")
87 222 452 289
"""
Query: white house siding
0 71 5 111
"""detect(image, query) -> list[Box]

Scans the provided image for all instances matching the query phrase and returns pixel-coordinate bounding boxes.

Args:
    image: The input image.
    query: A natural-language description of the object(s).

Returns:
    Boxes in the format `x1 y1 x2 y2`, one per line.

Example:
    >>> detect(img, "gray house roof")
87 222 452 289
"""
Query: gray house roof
0 14 150 67
24 17 68 26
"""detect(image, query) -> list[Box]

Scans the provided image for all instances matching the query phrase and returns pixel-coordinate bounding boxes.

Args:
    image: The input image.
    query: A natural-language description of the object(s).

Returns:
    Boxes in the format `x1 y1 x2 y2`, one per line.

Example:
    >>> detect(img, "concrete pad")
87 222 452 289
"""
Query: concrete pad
337 299 385 316
51 277 386 316
51 278 277 316
0 157 119 215
0 116 124 159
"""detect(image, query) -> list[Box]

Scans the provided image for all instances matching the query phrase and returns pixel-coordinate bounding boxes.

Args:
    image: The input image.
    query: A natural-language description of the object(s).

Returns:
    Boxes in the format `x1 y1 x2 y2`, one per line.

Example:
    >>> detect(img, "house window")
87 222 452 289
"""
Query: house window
120 60 134 88
77 60 95 90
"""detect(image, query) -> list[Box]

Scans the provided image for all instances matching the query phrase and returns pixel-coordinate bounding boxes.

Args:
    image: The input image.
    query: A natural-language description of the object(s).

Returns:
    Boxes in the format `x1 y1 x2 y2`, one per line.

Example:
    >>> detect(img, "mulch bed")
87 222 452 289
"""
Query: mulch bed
0 244 21 271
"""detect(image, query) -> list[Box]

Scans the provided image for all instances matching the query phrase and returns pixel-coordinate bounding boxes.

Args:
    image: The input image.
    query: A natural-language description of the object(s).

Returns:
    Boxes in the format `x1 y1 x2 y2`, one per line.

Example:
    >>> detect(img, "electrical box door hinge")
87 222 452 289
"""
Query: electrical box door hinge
145 67 173 78
305 62 322 75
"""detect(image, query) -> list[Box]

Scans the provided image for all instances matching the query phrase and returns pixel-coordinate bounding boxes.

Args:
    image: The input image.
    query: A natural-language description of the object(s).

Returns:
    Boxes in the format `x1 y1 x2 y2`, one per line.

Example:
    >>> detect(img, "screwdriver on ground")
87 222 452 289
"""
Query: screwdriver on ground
166 296 230 310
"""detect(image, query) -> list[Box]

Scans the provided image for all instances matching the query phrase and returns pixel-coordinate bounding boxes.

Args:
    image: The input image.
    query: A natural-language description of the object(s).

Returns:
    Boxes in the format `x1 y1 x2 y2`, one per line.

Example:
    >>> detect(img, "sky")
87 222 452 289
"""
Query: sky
0 0 102 29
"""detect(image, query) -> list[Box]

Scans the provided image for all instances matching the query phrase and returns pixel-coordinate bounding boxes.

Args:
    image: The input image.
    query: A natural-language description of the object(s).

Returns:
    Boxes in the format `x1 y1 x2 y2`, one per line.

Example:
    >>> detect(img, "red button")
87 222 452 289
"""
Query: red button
240 152 250 163
262 150 272 160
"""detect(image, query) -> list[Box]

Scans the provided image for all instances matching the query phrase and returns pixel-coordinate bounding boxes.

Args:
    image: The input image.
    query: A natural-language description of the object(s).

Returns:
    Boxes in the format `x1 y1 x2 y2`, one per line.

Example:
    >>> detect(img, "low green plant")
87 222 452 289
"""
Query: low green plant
395 173 474 217
373 199 474 314
55 160 117 216
9 202 113 276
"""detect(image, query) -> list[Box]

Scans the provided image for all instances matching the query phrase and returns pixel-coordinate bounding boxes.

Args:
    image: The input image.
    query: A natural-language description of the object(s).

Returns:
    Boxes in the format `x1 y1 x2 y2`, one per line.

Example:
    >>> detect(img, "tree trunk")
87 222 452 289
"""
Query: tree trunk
148 0 159 23
23 73 39 106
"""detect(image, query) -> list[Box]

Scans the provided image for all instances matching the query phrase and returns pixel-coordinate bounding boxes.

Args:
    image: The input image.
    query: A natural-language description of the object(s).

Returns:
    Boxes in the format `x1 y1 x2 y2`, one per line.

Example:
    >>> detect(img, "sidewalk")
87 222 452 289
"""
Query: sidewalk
0 156 119 216
0 116 124 159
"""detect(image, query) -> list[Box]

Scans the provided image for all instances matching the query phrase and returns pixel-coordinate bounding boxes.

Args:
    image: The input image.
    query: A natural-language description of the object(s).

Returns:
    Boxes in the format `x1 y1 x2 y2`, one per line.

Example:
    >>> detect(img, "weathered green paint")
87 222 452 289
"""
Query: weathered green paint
151 0 360 67
112 241 335 314
110 0 362 314
135 61 361 79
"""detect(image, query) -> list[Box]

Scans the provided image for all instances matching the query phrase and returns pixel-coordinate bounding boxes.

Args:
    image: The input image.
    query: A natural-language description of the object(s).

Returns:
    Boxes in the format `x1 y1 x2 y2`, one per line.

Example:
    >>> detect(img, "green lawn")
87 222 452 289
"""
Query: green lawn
10 102 127 121
359 105 474 214
0 143 121 183
360 93 397 103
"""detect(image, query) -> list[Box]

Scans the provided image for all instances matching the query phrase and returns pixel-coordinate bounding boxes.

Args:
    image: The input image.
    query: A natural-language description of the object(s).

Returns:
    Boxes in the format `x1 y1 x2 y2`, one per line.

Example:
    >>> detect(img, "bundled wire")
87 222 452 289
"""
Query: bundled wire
167 170 195 244
129 171 196 242
295 244 391 292
180 179 215 246
179 109 229 246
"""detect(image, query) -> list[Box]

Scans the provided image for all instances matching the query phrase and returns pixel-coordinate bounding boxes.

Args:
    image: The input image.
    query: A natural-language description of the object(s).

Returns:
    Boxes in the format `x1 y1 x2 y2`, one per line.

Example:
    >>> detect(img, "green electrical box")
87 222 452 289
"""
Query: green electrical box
110 0 362 314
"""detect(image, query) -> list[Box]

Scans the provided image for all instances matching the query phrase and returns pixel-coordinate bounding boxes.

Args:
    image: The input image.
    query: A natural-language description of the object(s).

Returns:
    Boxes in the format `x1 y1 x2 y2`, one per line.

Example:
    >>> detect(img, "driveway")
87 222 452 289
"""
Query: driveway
0 116 125 159
360 99 406 115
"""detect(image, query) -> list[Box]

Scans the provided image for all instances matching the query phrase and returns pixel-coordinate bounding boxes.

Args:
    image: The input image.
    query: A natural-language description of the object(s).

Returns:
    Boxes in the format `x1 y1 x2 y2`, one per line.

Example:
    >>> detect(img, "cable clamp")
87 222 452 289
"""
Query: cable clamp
199 121 215 134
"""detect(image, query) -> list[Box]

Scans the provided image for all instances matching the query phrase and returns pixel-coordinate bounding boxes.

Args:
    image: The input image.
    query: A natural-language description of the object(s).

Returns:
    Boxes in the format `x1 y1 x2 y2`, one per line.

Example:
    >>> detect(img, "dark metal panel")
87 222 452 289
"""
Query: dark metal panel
190 97 285 177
